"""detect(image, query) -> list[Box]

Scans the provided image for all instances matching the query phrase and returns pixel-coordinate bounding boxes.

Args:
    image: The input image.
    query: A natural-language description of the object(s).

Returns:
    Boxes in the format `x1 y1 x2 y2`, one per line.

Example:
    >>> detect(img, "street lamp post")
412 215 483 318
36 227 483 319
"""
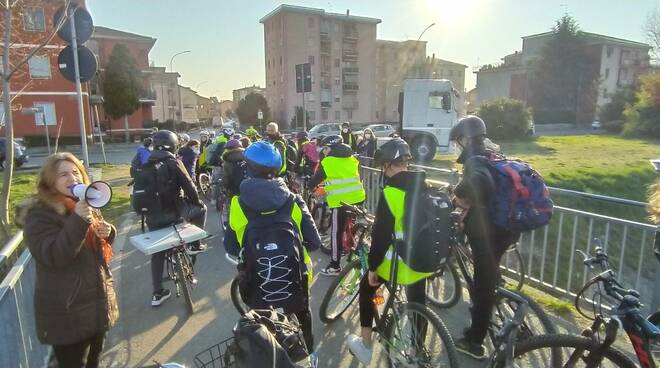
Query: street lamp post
195 81 208 90
417 22 436 41
169 50 191 72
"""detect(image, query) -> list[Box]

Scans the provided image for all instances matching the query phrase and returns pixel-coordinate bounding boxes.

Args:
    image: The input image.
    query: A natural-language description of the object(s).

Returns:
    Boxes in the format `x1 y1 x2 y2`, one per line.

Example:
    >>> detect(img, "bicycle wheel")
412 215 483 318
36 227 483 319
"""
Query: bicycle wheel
493 289 557 338
319 259 362 323
230 277 248 316
383 302 459 368
176 252 194 315
500 246 525 291
425 262 462 308
514 334 637 367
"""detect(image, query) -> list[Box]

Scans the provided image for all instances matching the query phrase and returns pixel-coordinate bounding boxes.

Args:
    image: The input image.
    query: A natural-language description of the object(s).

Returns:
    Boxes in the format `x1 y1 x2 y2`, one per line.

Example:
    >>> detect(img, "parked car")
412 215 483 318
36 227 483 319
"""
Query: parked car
308 123 341 139
362 123 396 138
592 121 602 129
0 138 29 168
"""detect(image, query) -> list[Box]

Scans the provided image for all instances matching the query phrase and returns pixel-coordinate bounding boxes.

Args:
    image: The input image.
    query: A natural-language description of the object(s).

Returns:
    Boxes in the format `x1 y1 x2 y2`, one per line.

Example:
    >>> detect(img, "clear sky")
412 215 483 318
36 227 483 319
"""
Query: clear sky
87 0 658 100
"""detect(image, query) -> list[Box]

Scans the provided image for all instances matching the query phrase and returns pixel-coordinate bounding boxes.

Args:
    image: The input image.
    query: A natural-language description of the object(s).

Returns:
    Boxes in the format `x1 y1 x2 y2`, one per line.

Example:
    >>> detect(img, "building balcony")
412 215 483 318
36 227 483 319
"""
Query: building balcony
139 90 157 105
343 31 359 41
321 101 332 108
343 83 359 91
342 50 358 61
342 100 359 109
342 67 359 74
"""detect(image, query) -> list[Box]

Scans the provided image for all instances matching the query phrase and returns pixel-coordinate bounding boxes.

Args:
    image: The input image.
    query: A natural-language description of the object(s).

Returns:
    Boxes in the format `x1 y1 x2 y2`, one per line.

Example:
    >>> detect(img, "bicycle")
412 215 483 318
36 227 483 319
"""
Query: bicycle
352 240 459 367
164 224 203 315
319 202 374 323
511 244 660 367
426 210 558 347
197 168 213 201
226 253 249 316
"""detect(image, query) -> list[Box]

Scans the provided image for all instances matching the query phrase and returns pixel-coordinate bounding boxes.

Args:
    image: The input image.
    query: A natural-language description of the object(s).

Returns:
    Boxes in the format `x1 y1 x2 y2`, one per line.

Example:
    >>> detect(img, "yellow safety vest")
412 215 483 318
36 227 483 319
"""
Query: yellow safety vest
273 139 287 175
320 156 366 208
375 186 433 285
228 196 313 287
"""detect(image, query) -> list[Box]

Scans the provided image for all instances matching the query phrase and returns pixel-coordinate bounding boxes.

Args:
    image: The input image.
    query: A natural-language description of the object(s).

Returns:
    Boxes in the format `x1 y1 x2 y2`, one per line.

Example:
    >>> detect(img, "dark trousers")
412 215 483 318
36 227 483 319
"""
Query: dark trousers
151 204 207 292
464 210 519 345
330 206 349 265
52 332 105 368
358 274 427 328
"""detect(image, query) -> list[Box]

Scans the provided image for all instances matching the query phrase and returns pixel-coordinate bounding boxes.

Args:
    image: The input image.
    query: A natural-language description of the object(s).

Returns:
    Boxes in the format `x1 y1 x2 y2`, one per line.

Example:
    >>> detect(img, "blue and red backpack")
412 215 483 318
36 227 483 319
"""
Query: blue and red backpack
484 152 553 232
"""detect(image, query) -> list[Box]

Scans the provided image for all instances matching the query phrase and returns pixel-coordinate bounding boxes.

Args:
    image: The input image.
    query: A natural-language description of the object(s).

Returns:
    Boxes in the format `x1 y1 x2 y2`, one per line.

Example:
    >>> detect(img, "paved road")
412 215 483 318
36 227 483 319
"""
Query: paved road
101 205 509 368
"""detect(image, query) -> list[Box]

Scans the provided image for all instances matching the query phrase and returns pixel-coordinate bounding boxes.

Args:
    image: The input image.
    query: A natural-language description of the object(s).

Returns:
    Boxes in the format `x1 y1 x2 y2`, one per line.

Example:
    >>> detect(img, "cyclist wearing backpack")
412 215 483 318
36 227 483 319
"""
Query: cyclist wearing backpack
224 141 321 360
134 130 208 307
221 139 247 197
308 135 366 276
449 115 521 360
130 137 152 178
347 138 439 365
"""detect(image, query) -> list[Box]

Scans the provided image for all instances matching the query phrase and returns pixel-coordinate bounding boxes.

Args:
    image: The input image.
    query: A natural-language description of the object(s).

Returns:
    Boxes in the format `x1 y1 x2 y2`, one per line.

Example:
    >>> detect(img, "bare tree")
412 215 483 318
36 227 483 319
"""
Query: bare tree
644 8 660 61
0 0 72 238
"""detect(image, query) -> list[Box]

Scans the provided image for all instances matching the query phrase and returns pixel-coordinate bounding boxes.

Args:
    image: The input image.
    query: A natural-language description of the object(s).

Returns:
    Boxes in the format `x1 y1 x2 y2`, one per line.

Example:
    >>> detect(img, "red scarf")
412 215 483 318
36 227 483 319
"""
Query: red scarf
60 196 113 266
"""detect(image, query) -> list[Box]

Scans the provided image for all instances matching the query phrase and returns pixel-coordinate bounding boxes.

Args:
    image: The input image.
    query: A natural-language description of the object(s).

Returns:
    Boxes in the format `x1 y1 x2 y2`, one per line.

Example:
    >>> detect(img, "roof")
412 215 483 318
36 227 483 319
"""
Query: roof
92 26 157 46
522 30 649 49
260 4 381 24
429 58 468 68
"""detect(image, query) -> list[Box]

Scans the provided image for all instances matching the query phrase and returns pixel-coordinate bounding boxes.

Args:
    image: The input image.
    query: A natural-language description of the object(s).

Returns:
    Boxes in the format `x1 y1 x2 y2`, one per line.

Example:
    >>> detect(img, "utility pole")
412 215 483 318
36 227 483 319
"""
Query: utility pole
69 6 90 167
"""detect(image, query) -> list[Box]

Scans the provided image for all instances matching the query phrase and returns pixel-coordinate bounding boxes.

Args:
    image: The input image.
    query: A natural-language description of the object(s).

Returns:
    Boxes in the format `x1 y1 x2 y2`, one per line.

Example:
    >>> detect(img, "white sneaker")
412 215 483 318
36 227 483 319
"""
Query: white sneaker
347 334 373 365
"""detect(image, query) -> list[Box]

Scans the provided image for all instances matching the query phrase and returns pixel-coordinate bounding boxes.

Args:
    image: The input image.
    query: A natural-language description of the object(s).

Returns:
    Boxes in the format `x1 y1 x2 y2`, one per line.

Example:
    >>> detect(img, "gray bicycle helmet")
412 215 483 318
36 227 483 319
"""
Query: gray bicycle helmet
373 138 412 166
449 115 487 141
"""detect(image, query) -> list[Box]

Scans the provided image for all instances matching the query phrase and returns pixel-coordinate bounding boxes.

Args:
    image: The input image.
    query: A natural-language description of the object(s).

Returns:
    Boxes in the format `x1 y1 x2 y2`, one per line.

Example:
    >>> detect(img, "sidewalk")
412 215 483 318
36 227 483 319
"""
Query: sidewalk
27 142 140 157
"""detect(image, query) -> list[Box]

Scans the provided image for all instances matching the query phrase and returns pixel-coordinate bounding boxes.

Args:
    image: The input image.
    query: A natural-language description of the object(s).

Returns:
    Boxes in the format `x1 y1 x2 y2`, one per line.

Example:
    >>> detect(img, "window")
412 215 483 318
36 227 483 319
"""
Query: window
272 80 276 86
321 109 328 120
309 111 316 120
605 68 610 78
334 58 340 67
334 78 340 86
429 91 451 110
308 17 315 28
346 110 352 119
308 55 315 65
334 97 340 102
0 104 5 126
23 7 45 32
28 55 51 78
607 47 613 58
279 56 282 65
335 110 340 120
33 102 56 126
318 125 328 133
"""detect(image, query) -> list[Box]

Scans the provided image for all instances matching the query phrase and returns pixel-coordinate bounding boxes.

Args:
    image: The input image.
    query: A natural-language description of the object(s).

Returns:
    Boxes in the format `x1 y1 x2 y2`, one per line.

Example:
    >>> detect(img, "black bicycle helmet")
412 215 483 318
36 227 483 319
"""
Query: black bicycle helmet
373 138 412 166
152 130 179 152
320 134 343 147
449 115 487 141
143 137 153 147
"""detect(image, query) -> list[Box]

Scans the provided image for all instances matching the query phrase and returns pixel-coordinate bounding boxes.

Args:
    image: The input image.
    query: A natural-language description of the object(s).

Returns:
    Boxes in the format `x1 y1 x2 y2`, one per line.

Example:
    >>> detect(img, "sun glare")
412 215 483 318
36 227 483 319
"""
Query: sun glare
426 0 478 26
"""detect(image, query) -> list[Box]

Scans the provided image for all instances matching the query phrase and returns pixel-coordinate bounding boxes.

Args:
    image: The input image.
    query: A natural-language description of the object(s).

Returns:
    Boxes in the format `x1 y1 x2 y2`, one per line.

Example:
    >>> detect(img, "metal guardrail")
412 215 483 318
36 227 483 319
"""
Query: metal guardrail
359 161 660 312
0 231 50 368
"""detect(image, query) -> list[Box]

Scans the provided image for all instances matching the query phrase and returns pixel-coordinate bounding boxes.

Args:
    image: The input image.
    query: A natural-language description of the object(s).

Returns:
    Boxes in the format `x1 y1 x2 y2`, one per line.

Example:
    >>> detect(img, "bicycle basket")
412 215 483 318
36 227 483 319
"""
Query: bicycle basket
194 337 237 368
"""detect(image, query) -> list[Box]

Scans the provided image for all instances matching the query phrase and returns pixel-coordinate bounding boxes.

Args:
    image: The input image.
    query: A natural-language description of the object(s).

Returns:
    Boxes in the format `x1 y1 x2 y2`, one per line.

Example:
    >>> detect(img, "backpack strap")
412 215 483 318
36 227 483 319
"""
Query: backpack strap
239 193 295 220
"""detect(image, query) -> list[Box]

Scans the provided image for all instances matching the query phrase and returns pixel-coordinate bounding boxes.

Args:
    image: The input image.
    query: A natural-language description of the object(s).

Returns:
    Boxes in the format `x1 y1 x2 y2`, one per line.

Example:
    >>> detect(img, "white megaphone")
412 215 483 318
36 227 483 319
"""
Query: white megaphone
69 181 113 208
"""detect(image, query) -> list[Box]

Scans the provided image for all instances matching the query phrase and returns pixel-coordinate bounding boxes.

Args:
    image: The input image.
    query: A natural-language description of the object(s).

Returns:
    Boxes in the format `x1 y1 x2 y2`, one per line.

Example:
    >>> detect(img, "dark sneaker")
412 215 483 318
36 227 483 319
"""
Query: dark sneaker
151 288 171 307
186 243 208 255
320 264 341 276
455 337 487 360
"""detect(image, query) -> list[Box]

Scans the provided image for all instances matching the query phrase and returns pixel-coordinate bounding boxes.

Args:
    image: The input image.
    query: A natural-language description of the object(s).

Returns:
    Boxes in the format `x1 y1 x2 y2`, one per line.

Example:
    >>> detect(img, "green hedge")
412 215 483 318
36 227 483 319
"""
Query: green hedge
477 98 532 140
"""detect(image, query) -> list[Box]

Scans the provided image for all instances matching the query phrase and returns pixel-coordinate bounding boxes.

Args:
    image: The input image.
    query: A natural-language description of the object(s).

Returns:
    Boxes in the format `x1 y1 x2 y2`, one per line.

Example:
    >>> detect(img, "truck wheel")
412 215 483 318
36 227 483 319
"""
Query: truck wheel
411 136 436 163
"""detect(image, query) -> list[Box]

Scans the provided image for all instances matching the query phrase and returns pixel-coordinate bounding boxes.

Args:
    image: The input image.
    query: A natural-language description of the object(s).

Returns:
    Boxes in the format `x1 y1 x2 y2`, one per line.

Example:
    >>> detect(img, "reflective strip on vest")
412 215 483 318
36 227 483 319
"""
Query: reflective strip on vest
375 186 433 285
320 156 366 208
228 195 313 287
273 139 287 175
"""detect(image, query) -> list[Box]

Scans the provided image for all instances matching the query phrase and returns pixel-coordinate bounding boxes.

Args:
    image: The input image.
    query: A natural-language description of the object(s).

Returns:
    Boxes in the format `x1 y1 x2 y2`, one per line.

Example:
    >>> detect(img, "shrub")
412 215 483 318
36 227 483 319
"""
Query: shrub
598 87 636 133
477 98 532 140
622 74 660 138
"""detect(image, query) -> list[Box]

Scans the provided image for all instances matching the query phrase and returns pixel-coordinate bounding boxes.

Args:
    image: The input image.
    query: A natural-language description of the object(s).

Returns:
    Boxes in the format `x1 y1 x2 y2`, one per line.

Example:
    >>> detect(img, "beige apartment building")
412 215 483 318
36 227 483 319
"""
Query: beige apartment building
147 66 181 123
261 5 380 127
179 86 199 125
232 85 266 109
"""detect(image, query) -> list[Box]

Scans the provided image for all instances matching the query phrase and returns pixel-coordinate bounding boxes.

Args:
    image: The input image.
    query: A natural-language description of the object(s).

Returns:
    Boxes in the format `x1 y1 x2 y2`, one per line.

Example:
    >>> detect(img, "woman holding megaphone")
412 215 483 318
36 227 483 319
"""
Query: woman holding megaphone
17 152 117 368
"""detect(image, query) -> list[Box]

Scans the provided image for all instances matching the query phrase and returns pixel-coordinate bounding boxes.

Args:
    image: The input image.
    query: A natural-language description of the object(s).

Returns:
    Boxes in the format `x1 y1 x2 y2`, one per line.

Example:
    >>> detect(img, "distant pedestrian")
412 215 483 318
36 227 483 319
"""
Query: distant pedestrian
18 152 118 368
356 128 377 158
178 139 201 178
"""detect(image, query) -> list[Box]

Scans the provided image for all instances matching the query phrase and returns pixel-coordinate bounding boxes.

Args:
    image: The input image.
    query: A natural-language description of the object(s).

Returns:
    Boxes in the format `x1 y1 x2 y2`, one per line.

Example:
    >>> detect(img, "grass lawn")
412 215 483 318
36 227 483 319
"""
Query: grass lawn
0 164 132 242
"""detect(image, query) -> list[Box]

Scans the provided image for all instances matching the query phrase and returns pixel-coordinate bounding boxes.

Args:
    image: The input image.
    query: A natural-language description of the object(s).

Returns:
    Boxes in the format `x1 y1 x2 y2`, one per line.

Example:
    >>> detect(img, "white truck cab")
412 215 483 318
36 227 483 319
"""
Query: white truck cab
399 79 459 162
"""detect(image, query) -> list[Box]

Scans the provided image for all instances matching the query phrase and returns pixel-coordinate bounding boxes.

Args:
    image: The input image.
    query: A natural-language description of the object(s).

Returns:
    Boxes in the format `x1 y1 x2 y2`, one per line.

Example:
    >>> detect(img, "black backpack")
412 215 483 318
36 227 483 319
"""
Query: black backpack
231 309 308 367
207 142 225 167
400 186 453 273
228 159 248 194
237 195 308 314
129 153 141 178
132 159 176 219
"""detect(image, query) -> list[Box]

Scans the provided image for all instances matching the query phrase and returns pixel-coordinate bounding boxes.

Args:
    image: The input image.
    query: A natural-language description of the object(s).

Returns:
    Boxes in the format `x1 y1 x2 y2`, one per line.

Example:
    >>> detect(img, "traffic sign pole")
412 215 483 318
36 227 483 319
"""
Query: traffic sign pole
69 7 89 168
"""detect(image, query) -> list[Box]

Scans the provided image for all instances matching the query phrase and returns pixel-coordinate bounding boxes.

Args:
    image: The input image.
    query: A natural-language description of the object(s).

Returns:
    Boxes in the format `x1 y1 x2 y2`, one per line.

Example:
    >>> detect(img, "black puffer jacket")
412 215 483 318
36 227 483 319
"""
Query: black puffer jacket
19 197 118 346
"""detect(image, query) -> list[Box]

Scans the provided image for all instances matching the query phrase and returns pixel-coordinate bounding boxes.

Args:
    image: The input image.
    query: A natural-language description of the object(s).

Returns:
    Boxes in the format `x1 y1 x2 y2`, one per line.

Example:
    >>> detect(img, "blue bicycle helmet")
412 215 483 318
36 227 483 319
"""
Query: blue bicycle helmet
244 141 282 177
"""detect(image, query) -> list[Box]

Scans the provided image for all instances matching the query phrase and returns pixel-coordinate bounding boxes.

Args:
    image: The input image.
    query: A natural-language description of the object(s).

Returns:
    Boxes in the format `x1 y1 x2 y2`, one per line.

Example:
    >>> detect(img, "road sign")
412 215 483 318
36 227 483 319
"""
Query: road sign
295 63 312 93
58 45 97 82
54 5 94 44
257 109 263 120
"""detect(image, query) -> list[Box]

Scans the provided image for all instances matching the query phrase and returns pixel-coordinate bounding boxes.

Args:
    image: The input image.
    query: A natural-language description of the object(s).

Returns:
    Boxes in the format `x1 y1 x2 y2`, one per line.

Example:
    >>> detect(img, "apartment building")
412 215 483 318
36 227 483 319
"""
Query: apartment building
261 5 380 127
147 66 181 123
179 86 199 125
475 31 651 110
232 85 265 109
